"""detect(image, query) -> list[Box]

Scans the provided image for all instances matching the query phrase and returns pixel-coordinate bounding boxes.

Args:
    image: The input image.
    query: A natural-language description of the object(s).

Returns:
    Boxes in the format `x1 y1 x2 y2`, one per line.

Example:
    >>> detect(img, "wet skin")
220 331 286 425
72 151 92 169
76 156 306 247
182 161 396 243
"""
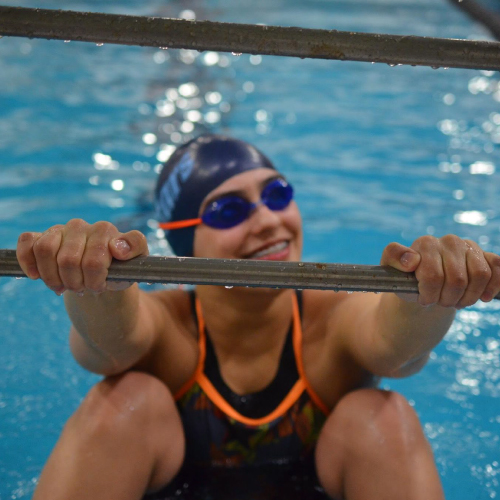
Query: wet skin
17 167 500 500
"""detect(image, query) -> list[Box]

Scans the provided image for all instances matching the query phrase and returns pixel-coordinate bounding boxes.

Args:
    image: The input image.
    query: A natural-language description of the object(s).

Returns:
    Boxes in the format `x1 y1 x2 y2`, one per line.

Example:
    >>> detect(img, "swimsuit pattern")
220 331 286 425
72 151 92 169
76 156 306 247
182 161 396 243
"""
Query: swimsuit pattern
175 292 330 467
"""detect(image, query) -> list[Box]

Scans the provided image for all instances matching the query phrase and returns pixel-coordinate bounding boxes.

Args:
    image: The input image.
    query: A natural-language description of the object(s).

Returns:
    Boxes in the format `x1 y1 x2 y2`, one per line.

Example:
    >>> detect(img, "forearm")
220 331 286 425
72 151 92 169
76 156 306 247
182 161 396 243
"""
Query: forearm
373 293 456 375
64 284 145 371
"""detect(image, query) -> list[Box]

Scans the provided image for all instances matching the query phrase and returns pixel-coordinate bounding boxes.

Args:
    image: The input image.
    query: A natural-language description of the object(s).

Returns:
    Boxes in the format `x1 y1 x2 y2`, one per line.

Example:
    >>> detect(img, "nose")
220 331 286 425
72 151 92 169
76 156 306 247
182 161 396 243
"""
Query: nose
248 200 281 234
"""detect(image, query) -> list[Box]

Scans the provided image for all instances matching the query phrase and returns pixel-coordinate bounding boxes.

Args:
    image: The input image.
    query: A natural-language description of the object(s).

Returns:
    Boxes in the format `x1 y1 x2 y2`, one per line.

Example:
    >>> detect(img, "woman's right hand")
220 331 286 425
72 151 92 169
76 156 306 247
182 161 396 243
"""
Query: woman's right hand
16 219 149 295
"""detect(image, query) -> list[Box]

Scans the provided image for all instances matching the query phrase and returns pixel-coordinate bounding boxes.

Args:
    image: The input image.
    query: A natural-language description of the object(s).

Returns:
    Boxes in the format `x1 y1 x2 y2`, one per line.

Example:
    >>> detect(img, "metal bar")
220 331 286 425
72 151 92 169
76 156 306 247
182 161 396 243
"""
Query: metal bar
0 6 499 70
0 249 418 293
3 249 499 298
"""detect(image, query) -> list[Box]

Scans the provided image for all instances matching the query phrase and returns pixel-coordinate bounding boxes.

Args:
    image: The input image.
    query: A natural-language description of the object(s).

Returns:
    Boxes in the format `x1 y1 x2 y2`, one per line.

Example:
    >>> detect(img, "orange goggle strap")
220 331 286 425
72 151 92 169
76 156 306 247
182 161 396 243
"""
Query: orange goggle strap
159 218 202 230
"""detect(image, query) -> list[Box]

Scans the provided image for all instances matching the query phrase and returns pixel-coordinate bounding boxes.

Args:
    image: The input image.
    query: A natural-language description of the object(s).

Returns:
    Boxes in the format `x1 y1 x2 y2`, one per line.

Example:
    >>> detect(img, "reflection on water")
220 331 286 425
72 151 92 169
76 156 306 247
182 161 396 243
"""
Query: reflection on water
0 0 499 498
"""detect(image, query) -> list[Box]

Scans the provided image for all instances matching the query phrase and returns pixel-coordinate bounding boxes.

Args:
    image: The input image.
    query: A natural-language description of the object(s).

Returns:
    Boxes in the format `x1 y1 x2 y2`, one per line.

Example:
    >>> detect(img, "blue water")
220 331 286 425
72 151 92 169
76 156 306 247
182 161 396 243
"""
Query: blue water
1 0 499 498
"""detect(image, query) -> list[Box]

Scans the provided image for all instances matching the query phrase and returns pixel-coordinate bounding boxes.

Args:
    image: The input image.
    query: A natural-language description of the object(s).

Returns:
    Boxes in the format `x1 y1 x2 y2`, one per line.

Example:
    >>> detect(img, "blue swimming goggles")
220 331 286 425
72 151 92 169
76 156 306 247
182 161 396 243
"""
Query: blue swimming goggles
159 178 294 230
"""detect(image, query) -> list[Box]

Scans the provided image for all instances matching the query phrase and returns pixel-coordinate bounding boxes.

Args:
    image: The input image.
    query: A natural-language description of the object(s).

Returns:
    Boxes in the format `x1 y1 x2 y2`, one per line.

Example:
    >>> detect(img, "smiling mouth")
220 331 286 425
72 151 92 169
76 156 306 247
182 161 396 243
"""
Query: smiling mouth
246 241 289 259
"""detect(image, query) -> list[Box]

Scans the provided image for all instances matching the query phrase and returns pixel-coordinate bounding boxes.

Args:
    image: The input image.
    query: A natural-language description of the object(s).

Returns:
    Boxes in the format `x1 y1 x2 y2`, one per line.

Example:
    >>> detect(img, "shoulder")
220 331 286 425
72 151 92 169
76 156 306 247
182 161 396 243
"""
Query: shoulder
300 288 351 356
301 289 350 330
302 288 379 331
133 288 200 392
301 288 381 358
147 288 194 325
300 289 378 406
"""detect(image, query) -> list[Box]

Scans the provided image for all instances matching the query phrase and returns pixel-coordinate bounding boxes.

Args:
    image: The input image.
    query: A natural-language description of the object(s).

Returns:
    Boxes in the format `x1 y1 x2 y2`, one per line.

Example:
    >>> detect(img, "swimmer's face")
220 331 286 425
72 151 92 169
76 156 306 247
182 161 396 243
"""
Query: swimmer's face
193 168 303 262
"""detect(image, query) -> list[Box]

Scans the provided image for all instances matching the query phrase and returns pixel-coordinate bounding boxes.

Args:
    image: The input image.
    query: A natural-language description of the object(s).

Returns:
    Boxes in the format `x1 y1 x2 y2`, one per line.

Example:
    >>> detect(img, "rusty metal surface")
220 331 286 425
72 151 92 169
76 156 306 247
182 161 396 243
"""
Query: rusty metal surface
0 249 421 293
0 248 418 295
0 6 499 70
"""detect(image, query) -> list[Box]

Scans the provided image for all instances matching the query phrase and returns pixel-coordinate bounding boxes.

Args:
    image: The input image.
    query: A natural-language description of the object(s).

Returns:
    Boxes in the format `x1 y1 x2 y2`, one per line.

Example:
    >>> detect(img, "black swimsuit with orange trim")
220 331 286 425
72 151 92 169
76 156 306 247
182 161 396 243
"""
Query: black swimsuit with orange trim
174 291 329 468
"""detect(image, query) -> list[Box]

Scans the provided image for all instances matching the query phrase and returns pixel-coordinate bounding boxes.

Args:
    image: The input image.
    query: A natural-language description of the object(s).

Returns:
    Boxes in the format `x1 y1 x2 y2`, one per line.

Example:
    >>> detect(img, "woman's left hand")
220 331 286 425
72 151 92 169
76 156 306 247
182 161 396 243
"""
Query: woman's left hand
380 234 500 309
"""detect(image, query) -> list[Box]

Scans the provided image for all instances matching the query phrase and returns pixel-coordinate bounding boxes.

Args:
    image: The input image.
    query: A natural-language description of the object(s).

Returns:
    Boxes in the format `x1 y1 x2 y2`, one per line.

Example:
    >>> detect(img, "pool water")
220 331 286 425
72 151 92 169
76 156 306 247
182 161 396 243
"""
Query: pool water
1 0 499 498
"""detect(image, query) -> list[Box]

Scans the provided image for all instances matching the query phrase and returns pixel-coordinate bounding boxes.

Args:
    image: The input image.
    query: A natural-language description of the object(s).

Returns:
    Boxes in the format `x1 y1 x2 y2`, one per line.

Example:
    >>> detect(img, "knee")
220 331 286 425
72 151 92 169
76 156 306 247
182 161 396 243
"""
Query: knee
319 388 425 455
69 371 179 439
315 389 429 498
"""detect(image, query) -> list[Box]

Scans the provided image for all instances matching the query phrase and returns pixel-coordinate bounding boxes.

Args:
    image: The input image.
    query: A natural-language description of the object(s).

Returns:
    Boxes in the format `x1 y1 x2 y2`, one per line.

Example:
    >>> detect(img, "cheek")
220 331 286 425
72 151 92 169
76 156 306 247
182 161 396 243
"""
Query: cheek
284 203 302 234
193 226 245 258
284 205 303 252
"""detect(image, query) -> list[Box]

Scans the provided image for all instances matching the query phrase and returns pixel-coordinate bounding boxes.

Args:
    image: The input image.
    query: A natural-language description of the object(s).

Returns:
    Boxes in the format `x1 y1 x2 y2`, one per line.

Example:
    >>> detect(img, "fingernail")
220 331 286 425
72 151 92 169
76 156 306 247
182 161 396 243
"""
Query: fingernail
114 239 131 253
50 286 66 296
28 266 39 279
481 291 493 302
401 251 417 267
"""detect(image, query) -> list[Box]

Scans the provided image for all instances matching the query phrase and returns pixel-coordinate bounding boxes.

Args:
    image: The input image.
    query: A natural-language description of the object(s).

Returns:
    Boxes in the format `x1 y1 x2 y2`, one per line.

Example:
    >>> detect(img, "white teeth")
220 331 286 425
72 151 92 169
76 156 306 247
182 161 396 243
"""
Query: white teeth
249 241 288 259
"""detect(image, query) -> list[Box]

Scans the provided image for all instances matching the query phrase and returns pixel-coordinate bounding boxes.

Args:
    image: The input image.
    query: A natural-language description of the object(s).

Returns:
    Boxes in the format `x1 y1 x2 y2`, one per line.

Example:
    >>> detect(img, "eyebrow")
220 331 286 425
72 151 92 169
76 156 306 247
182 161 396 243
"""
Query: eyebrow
200 174 285 212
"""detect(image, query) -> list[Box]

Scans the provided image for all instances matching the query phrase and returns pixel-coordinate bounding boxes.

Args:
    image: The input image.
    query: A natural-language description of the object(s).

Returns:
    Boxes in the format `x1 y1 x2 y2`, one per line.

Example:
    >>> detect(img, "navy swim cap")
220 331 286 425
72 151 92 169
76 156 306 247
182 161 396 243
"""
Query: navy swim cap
155 134 276 257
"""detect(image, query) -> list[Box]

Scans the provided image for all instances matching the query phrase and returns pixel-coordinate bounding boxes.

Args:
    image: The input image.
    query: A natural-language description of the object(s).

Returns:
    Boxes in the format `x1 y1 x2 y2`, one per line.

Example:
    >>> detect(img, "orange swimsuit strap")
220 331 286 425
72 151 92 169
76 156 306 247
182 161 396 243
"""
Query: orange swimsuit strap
174 293 330 424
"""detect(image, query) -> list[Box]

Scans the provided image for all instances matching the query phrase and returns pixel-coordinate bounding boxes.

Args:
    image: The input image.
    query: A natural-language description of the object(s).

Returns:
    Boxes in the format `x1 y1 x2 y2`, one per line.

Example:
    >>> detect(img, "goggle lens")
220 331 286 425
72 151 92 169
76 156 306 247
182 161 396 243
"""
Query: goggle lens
201 178 294 229
202 198 251 229
261 179 293 210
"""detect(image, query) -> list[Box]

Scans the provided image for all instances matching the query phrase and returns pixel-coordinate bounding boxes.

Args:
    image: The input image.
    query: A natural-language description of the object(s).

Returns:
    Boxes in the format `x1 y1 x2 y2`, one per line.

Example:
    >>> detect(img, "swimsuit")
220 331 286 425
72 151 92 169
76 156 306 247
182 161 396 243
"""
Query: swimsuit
174 291 330 468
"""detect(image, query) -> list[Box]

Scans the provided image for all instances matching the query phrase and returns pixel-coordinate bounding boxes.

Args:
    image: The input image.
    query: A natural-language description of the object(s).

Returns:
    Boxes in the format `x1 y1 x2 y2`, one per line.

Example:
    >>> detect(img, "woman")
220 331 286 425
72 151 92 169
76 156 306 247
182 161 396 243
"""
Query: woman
17 135 500 499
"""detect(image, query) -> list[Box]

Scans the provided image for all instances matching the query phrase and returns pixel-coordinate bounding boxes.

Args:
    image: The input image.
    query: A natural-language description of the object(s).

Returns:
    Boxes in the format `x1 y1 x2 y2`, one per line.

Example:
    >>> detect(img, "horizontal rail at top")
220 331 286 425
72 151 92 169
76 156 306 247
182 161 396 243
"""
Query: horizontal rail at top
0 6 500 70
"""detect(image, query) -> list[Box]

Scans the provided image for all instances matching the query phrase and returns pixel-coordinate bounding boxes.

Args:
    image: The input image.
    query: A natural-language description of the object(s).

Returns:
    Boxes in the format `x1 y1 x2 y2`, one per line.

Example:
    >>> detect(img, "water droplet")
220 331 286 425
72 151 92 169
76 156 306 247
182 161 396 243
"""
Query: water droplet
64 40 71 43
298 263 305 267
96 43 104 47
225 285 233 289
178 258 185 262
159 46 169 50
232 52 242 56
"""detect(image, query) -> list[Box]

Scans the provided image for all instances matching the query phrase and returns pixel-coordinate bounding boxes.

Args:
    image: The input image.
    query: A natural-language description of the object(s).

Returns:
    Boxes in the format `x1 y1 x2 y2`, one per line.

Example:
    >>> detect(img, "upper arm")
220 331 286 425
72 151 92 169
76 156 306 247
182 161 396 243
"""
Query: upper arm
69 290 167 376
325 291 419 378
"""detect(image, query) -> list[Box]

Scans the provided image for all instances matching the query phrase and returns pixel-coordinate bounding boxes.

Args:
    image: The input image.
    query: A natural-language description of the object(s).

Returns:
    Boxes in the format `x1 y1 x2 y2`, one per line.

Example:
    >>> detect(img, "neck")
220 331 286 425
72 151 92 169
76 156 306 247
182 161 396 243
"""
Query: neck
195 286 295 357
